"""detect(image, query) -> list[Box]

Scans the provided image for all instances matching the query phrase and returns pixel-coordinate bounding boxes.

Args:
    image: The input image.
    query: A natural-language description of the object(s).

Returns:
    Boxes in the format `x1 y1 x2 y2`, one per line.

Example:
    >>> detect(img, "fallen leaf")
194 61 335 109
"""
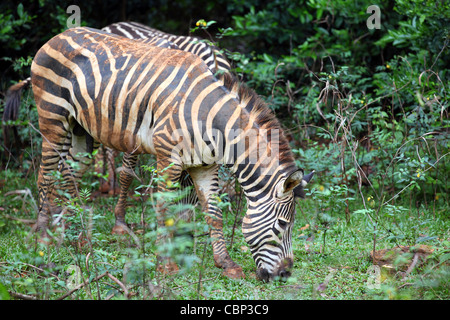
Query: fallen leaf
299 224 310 231
241 245 249 252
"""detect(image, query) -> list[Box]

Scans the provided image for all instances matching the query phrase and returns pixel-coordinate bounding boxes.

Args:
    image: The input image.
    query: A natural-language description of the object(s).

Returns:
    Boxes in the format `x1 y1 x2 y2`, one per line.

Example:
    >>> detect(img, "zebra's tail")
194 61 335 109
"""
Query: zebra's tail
2 77 32 152
3 77 31 123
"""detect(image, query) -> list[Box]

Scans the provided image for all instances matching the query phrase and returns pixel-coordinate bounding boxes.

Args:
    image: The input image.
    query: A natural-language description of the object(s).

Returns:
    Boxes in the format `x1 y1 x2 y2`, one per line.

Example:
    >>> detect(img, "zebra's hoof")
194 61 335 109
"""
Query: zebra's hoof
32 224 52 244
111 224 128 235
222 266 245 279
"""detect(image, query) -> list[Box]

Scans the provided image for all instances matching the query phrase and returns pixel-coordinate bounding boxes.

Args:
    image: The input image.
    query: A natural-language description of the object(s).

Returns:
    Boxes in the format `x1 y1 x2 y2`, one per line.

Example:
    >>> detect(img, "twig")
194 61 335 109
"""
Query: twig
116 223 142 249
9 292 38 300
429 38 449 70
398 283 414 290
22 262 61 280
196 238 209 300
403 252 420 279
5 188 38 212
106 272 130 299
85 252 91 273
56 271 108 300
382 151 449 207
2 214 35 225
275 284 306 290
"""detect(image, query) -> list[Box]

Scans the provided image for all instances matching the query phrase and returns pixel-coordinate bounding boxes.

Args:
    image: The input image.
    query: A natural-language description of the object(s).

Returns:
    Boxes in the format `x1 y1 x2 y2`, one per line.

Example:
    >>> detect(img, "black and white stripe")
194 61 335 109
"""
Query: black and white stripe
102 21 231 74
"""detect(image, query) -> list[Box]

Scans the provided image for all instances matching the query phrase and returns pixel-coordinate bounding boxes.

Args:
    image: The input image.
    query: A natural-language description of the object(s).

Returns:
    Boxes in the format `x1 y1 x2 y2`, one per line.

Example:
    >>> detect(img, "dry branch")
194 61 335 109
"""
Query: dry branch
56 271 108 300
9 292 38 300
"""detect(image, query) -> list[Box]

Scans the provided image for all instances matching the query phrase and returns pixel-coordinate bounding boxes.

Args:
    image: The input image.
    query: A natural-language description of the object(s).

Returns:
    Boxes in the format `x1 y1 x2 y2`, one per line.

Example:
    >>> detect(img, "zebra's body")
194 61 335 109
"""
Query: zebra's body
31 27 308 281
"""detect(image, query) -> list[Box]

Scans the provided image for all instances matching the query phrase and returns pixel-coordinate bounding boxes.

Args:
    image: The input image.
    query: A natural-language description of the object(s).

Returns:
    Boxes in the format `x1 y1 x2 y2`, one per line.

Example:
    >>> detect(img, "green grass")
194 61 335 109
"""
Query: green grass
0 169 449 300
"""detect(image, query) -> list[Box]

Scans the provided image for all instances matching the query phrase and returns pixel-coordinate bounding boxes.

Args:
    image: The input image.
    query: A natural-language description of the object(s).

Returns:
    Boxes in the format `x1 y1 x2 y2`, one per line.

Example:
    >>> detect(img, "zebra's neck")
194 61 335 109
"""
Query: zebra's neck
224 126 295 199
210 75 296 198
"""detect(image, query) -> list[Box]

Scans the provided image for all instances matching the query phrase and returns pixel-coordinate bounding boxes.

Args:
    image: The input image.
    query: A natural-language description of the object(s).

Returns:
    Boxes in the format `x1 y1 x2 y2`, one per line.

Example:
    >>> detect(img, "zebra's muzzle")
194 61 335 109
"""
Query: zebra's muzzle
256 257 293 282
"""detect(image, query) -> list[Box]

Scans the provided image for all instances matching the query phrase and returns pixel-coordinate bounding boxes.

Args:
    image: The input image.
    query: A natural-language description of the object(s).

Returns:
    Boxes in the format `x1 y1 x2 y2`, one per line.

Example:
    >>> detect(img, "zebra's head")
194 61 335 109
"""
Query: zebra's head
242 169 314 282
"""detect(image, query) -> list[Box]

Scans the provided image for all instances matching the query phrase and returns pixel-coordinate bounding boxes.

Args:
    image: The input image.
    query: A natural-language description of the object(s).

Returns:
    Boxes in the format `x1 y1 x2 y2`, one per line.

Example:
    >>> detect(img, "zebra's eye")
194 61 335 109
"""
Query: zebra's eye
278 219 289 229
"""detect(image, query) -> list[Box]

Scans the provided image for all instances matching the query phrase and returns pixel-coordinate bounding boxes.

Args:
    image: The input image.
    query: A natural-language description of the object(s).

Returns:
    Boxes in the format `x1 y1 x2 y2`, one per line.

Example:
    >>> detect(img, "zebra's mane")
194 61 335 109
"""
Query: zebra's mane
218 73 295 167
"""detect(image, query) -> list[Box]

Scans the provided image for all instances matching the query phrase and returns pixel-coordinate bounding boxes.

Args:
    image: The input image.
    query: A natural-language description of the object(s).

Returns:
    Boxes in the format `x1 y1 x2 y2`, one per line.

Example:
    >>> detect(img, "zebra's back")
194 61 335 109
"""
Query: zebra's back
102 21 231 73
31 27 213 154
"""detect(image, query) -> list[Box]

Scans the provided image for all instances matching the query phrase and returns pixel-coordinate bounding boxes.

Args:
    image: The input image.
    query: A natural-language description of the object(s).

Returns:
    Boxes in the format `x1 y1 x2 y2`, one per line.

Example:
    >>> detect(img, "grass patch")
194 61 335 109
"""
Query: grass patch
0 172 448 300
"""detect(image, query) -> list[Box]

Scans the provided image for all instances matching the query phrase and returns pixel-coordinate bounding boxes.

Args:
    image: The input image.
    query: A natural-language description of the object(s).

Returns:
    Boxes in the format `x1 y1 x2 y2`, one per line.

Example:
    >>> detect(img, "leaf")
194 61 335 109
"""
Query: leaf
439 253 450 264
416 235 438 243
262 53 273 63
17 3 24 18
299 224 310 231
316 8 323 20
206 20 216 27
0 283 10 300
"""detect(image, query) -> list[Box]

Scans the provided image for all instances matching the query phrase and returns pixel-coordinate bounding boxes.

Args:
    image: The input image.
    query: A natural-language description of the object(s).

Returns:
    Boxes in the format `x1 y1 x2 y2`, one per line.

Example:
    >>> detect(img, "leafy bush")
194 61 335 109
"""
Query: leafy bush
0 0 448 300
223 0 449 209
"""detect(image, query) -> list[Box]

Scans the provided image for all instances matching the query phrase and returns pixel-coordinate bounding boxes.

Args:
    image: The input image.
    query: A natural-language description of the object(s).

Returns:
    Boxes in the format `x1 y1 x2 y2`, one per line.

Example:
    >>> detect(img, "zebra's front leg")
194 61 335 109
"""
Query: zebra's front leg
112 152 138 234
188 165 245 279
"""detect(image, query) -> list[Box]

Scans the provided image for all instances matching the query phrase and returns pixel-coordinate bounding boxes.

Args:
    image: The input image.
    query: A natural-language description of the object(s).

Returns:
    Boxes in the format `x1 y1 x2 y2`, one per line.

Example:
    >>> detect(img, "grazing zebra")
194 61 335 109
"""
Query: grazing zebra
102 21 231 74
21 27 313 281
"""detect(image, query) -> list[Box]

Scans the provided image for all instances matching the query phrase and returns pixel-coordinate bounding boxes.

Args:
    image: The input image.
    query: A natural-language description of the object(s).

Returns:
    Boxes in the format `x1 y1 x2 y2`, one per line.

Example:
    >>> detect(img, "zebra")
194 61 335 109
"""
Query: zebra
11 27 314 281
102 21 231 74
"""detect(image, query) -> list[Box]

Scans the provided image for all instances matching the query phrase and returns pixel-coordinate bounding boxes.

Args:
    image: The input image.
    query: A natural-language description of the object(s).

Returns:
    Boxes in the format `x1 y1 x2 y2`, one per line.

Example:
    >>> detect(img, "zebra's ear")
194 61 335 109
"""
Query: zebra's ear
278 169 304 198
293 170 315 198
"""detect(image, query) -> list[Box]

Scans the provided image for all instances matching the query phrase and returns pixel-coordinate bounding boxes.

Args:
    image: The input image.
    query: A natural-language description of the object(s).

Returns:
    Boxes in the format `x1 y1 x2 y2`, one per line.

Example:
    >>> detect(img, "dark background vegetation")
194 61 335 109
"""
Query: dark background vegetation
0 0 448 300
2 0 448 204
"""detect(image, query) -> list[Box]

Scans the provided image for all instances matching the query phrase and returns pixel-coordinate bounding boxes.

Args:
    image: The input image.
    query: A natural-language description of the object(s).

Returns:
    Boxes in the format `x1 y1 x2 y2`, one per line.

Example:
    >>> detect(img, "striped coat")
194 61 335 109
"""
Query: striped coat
31 27 310 281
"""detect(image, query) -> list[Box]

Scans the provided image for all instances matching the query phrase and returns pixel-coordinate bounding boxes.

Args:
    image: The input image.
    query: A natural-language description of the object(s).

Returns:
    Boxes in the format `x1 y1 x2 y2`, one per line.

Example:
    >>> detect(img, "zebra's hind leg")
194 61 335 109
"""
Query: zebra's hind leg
51 125 98 231
35 135 67 239
188 165 245 279
35 119 98 240
112 152 138 234
106 147 119 195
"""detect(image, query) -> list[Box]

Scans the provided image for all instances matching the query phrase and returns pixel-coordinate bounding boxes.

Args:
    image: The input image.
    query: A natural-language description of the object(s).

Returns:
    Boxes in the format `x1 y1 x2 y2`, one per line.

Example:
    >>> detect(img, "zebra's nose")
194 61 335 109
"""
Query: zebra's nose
277 269 291 279
276 257 293 280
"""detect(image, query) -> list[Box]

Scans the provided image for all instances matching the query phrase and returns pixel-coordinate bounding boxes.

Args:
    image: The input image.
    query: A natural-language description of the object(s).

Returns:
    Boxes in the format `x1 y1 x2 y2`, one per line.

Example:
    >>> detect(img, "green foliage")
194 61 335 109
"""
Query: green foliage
0 0 449 300
223 0 449 209
0 3 34 50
